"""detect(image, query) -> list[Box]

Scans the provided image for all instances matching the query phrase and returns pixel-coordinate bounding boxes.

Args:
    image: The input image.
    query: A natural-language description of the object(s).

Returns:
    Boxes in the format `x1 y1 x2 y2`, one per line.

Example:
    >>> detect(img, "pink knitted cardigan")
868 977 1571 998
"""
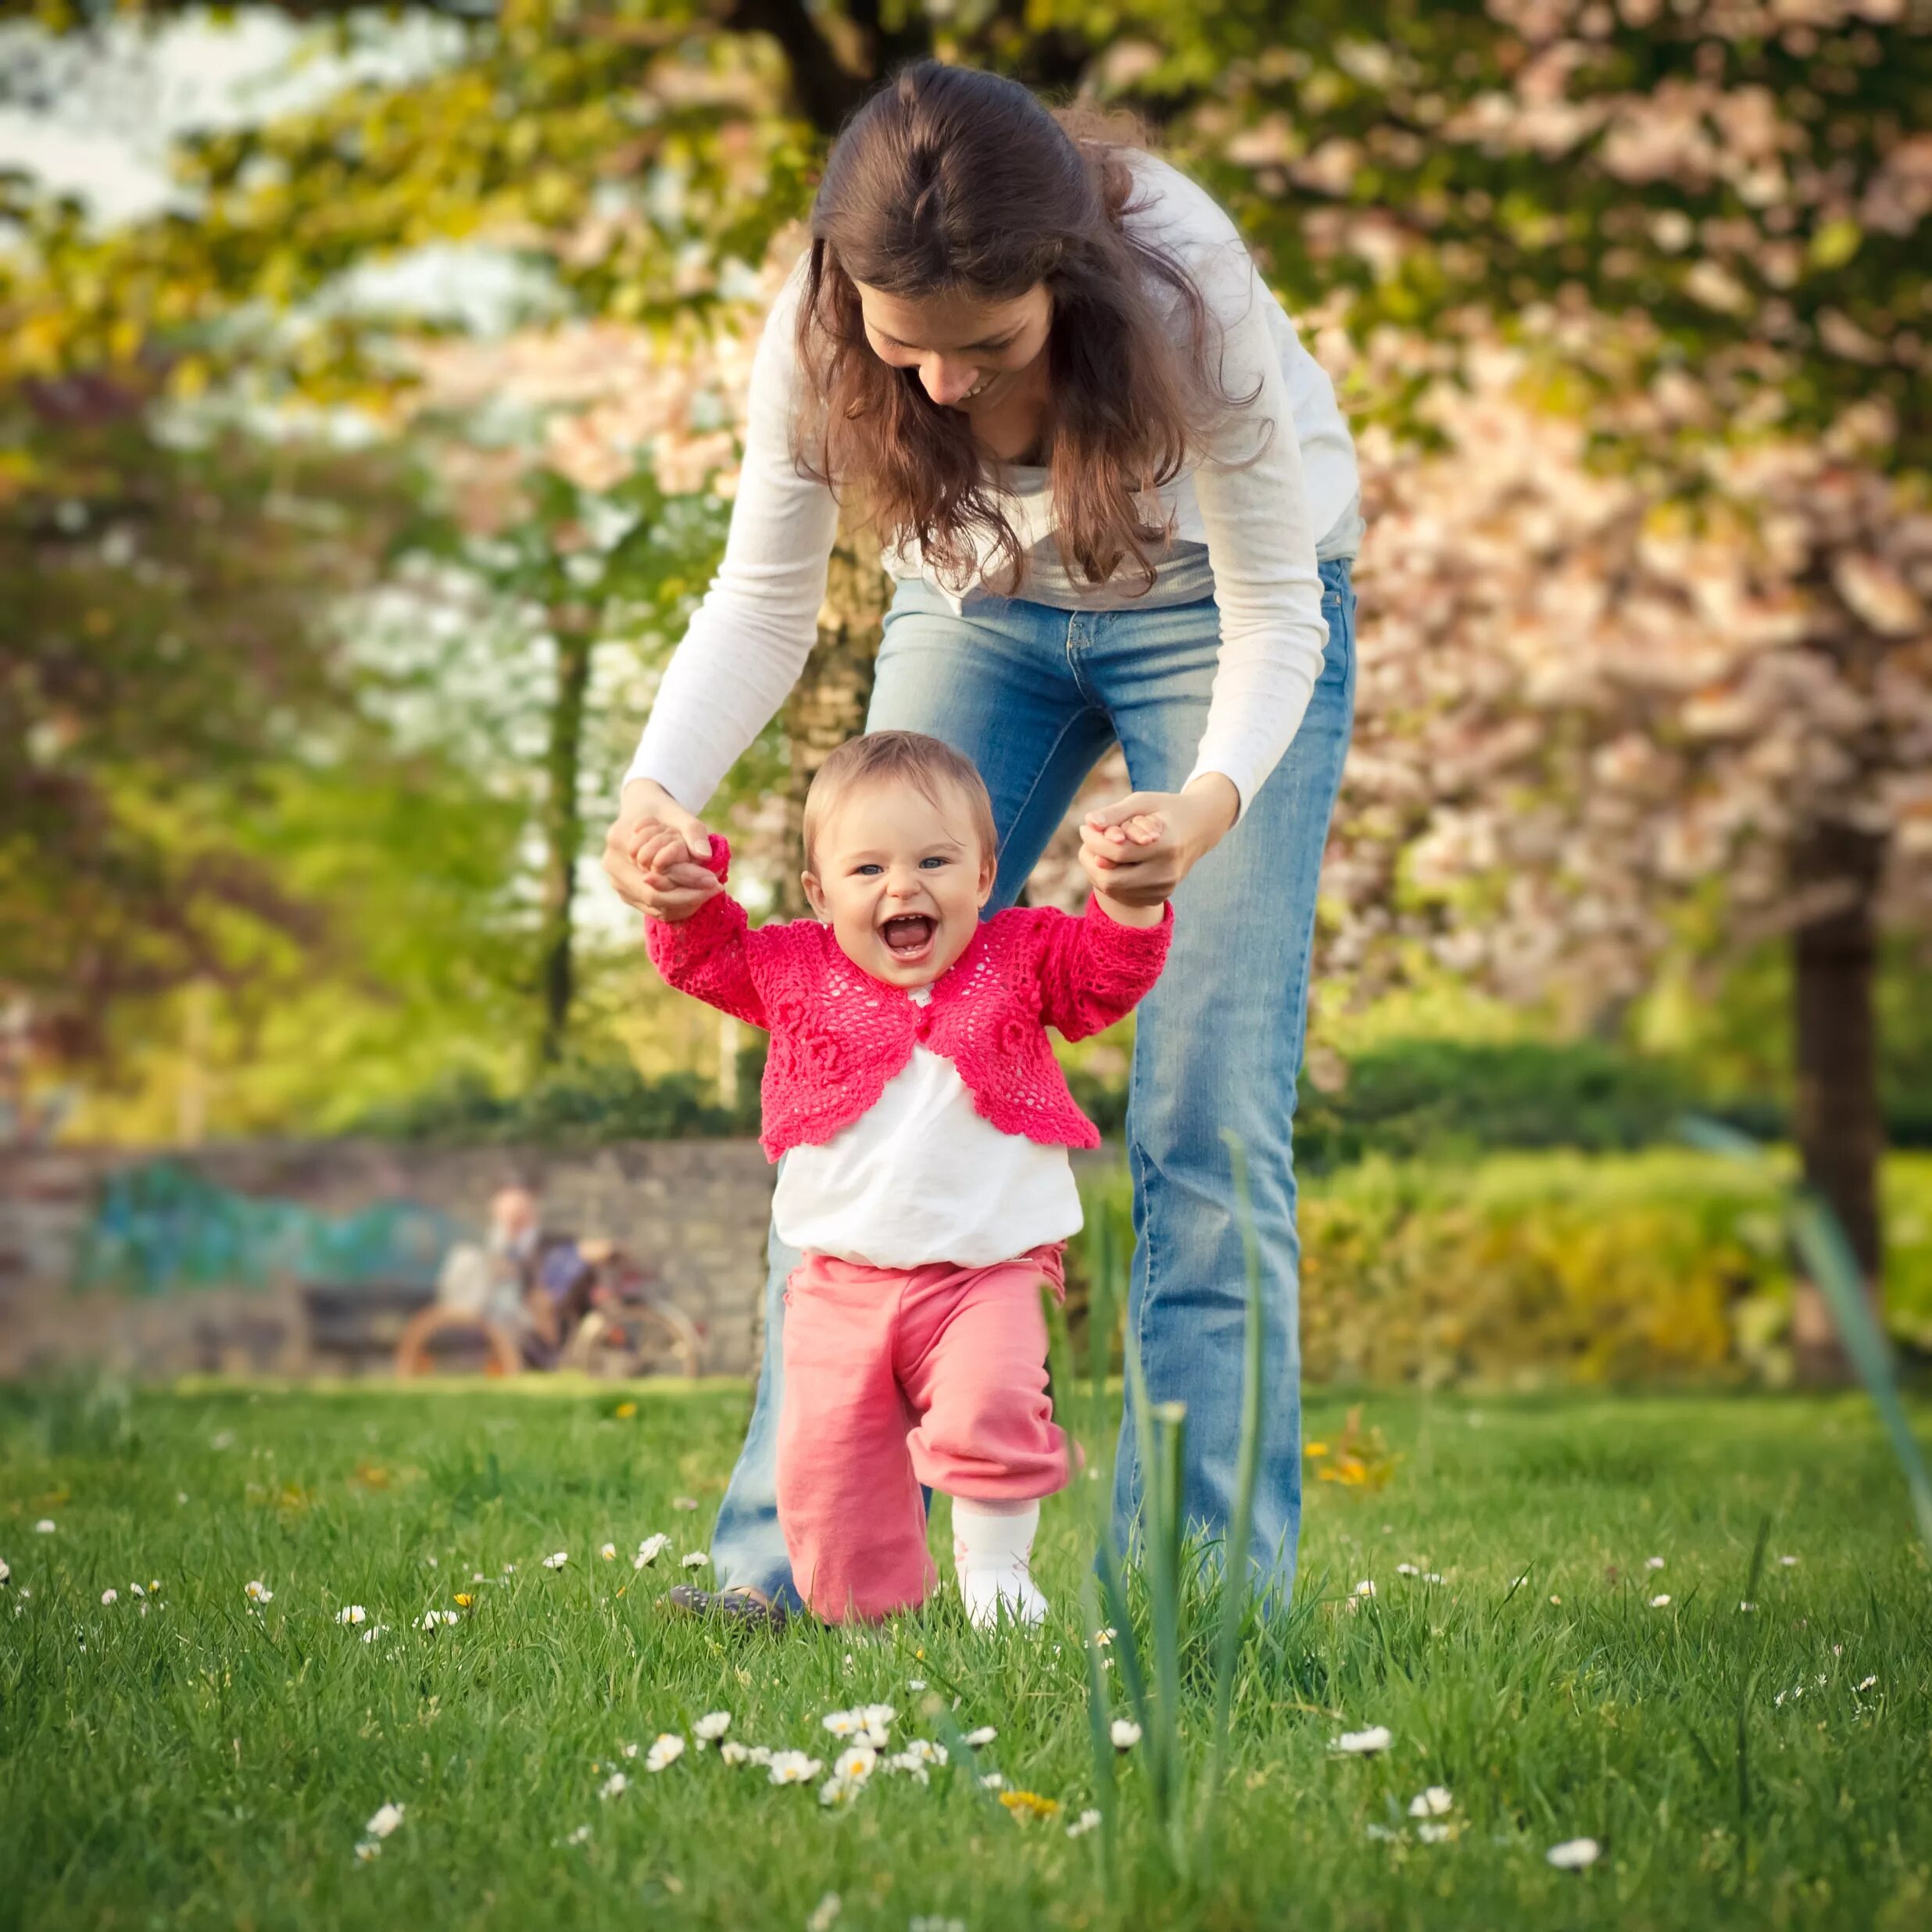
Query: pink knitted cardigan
646 836 1172 1161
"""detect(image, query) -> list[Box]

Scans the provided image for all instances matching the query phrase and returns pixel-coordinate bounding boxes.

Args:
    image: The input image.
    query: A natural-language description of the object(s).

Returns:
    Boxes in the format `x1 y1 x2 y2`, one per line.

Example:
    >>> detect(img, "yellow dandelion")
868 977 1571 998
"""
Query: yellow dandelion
454 1594 474 1608
998 1791 1061 1823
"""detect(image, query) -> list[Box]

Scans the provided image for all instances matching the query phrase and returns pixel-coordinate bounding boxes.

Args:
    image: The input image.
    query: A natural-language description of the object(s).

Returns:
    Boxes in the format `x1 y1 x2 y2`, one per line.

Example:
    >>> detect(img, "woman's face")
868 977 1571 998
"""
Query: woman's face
851 279 1053 413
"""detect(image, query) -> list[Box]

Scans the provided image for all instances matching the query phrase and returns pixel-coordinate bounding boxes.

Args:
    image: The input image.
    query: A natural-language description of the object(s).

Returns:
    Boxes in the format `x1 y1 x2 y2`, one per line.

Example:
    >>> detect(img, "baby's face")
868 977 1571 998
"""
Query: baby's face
803 779 996 988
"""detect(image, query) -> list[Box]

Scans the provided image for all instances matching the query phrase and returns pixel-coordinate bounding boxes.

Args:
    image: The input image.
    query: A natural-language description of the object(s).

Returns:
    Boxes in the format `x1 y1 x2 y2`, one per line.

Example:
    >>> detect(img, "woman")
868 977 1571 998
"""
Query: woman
602 61 1361 1626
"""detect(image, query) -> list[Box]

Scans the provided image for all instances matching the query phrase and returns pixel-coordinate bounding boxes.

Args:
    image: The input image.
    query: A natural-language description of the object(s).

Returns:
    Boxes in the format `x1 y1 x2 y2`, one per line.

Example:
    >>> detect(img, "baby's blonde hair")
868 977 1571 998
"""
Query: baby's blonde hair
803 731 1000 876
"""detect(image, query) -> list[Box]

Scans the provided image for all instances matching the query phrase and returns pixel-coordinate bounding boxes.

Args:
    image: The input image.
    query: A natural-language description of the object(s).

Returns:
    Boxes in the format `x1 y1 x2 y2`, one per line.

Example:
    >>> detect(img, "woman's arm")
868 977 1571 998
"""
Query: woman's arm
1081 196 1333 903
604 265 840 911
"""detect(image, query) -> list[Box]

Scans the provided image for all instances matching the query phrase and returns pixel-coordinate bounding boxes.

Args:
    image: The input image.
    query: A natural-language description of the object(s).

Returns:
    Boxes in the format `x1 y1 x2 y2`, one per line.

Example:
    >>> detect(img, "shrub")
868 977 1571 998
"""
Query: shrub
1070 1150 1932 1387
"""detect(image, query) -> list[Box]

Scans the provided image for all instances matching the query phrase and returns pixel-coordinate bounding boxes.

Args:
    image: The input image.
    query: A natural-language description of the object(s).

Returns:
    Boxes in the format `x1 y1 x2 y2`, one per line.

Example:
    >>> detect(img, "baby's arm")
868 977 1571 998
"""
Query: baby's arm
642 835 769 1030
1032 888 1175 1041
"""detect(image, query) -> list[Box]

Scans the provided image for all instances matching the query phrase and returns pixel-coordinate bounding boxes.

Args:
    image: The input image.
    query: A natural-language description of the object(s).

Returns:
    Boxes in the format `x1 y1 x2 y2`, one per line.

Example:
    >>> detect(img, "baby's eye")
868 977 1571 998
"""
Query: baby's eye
918 856 949 870
854 863 884 877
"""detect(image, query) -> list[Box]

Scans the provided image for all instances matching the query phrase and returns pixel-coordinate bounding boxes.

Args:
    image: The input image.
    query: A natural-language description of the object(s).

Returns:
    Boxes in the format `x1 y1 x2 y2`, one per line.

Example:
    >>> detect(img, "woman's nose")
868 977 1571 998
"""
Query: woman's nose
921 358 980 406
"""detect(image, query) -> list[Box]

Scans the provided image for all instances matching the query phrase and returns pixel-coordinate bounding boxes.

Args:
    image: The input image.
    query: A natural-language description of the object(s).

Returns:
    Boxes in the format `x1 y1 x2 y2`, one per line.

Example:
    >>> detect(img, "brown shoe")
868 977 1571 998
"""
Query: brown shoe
663 1583 789 1632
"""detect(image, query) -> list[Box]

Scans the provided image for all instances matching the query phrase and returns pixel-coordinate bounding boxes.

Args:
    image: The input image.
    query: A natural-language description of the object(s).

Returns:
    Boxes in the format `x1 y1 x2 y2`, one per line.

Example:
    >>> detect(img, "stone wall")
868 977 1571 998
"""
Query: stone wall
0 1138 778 1380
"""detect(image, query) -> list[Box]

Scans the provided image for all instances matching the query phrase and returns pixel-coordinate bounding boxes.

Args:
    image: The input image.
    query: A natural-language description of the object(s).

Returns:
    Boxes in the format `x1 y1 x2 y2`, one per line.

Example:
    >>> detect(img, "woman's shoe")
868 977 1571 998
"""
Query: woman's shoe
662 1583 789 1632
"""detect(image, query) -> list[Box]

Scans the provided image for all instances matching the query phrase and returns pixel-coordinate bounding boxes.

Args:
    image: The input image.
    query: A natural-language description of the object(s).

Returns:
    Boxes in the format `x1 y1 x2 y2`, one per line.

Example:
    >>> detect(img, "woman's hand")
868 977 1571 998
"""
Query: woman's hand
601 778 721 921
1077 775 1240 907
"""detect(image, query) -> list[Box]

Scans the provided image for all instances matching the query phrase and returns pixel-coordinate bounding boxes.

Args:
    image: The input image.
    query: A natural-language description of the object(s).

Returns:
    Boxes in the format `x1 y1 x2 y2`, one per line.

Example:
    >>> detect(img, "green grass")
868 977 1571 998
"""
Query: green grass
2 1379 1928 1930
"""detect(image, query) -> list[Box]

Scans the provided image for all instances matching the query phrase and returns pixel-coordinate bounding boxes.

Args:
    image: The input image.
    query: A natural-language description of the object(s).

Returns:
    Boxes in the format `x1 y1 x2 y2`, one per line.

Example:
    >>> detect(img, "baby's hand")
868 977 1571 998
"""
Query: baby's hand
631 823 721 922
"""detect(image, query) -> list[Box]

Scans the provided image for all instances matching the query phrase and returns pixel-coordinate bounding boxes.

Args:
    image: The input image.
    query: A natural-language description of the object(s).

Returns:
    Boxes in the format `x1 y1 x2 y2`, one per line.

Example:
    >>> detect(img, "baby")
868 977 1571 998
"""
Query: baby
636 731 1172 1626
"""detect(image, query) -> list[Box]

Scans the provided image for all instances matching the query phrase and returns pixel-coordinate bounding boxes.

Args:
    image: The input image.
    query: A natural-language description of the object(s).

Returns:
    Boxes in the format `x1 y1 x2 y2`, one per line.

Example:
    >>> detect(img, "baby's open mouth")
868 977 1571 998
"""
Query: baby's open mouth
881 914 936 961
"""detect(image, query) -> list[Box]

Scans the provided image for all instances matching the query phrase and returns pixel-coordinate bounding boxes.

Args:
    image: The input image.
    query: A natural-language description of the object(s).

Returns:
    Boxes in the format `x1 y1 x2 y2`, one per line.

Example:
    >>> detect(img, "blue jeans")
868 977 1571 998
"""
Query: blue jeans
711 559 1358 1605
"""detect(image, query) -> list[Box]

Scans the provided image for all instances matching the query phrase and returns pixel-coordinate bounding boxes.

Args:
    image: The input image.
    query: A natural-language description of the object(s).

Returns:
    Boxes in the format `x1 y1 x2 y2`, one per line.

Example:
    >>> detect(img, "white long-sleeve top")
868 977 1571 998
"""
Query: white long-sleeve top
625 152 1361 820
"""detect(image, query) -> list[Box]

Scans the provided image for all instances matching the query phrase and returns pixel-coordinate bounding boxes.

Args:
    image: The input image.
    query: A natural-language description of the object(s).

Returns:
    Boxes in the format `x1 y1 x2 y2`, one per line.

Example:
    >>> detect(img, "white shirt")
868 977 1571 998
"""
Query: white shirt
625 152 1361 823
772 991 1083 1269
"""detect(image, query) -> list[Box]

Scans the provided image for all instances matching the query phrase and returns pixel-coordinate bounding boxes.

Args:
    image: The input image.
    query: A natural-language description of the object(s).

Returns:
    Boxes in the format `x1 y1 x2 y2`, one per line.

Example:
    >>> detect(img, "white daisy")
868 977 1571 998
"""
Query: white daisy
806 1893 842 1932
979 1773 1005 1791
565 1824 592 1846
964 1726 996 1748
353 1840 381 1863
680 1551 710 1569
1354 1579 1376 1597
818 1772 863 1808
1777 1555 1798 1567
1333 1726 1393 1755
1649 1594 1672 1608
1857 1674 1878 1691
645 1734 685 1773
359 1624 389 1644
245 1580 273 1603
366 1802 406 1839
635 1534 671 1568
1416 1821 1454 1844
1396 1563 1419 1577
1547 1837 1601 1869
718 1741 751 1766
1067 1809 1102 1839
832 1744 877 1784
599 1543 617 1562
907 1678 927 1691
541 1551 568 1571
1644 1556 1665 1570
34 1519 55 1535
1408 1787 1454 1817
130 1583 145 1598
766 1751 822 1786
694 1711 732 1742
599 1771 628 1800
1110 1719 1142 1751
336 1605 367 1626
100 1588 118 1605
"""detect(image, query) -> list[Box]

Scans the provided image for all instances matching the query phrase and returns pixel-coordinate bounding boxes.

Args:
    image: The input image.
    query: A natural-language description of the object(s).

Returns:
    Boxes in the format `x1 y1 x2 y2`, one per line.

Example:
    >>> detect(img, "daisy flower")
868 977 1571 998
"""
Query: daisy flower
645 1734 685 1773
718 1741 751 1766
1857 1674 1878 1691
599 1544 617 1562
1416 1822 1455 1844
694 1711 732 1743
419 1609 459 1630
366 1803 406 1839
359 1625 389 1643
680 1551 710 1569
1408 1787 1453 1817
599 1771 628 1800
1332 1726 1393 1755
963 1726 996 1748
1110 1719 1141 1751
1067 1809 1102 1839
1649 1594 1672 1608
34 1520 55 1535
766 1751 822 1786
832 1745 877 1784
245 1580 273 1603
1396 1563 1419 1577
1547 1837 1601 1869
541 1552 568 1571
100 1589 118 1605
336 1605 367 1626
634 1535 671 1569
1644 1556 1665 1571
565 1824 592 1846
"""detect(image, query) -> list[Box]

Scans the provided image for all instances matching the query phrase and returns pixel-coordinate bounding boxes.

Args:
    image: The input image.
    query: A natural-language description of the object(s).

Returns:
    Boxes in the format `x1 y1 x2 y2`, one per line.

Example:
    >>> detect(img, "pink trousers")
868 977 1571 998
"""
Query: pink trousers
775 1242 1071 1623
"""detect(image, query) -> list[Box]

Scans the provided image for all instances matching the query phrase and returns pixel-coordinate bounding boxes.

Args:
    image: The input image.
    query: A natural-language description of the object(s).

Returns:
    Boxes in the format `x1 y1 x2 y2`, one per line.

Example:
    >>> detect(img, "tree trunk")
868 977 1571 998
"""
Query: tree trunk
1788 818 1887 1384
535 621 595 1068
771 521 890 918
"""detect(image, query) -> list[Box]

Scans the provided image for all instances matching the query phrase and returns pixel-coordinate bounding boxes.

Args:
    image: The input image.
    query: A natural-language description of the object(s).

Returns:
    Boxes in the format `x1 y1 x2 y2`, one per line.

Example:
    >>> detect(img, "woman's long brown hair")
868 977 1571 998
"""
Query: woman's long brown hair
793 60 1260 599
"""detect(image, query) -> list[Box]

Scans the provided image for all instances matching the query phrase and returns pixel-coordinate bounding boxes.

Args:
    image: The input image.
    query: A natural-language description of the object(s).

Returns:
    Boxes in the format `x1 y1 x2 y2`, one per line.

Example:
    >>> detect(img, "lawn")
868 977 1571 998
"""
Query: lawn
2 1379 1927 1930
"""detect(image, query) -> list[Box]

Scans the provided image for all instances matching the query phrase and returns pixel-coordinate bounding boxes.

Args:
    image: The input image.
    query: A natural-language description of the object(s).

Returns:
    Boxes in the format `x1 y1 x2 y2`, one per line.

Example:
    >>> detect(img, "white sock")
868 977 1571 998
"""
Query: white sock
952 1497 1048 1629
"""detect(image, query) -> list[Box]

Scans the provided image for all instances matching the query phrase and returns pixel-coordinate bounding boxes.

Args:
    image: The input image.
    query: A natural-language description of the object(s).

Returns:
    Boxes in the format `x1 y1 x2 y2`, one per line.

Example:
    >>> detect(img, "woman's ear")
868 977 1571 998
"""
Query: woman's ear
801 871 829 920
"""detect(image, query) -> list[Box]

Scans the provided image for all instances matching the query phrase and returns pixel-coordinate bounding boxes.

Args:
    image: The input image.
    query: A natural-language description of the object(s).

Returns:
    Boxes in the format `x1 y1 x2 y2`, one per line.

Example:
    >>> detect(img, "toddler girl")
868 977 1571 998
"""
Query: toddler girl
636 731 1172 1626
